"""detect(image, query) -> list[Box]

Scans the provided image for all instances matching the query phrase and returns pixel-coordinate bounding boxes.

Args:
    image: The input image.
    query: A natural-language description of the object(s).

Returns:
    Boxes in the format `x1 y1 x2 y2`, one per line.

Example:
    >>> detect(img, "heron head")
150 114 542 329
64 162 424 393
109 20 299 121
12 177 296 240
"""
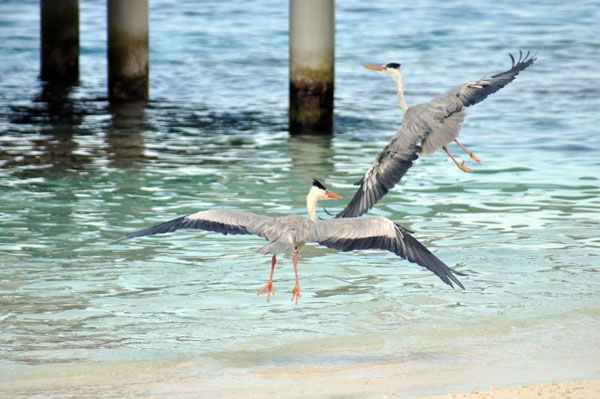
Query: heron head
311 179 341 201
363 62 401 77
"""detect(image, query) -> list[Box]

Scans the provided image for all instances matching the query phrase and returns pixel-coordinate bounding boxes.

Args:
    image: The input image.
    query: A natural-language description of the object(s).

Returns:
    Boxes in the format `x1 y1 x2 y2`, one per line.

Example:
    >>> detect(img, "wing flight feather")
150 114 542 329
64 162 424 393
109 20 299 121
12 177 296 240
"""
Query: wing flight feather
116 209 277 242
310 217 465 288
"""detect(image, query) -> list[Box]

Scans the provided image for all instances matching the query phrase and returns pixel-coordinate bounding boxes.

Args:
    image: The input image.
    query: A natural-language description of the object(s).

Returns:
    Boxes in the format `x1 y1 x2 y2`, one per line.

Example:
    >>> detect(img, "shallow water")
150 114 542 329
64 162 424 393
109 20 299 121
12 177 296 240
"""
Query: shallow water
1 0 599 397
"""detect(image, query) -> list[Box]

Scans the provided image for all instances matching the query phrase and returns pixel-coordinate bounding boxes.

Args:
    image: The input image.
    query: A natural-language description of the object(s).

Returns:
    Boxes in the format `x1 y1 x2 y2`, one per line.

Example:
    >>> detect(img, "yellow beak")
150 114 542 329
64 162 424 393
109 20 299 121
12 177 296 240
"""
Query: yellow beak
363 65 384 72
326 190 341 199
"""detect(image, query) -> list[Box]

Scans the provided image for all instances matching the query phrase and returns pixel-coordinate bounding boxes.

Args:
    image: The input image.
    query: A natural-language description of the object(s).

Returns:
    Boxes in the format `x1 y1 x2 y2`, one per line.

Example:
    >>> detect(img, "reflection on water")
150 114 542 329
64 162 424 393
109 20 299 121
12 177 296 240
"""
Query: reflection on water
1 0 600 397
106 101 147 168
286 134 335 184
5 82 86 169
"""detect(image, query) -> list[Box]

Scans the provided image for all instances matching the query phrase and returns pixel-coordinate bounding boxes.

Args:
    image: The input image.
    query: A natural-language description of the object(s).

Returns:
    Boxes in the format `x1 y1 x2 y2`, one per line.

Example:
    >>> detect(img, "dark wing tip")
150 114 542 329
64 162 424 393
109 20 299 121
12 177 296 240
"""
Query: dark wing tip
115 215 190 243
315 221 464 289
394 224 465 289
507 49 537 72
459 50 536 108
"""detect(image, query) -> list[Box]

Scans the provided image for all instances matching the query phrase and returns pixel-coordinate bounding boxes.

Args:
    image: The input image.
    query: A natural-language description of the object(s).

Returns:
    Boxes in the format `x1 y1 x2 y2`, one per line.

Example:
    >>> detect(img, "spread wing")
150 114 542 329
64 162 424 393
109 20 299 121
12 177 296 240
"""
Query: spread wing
116 209 282 243
421 50 536 154
117 211 464 288
309 217 465 289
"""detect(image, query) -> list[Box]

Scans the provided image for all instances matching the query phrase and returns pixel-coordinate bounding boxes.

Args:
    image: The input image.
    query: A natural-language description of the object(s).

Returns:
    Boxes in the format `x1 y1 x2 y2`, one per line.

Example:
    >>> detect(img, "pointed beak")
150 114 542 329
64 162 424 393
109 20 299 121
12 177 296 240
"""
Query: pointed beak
363 65 384 72
326 190 341 199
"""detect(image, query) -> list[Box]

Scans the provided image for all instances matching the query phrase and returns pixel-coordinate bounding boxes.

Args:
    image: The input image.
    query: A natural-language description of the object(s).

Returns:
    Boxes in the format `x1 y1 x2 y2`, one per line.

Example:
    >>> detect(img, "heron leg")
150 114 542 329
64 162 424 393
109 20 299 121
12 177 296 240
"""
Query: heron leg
454 139 481 164
257 255 276 302
443 146 472 173
291 250 301 304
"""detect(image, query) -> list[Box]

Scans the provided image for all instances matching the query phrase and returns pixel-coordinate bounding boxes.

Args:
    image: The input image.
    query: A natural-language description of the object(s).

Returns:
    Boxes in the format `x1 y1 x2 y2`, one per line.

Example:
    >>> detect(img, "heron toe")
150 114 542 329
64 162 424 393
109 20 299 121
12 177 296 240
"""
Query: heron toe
291 284 301 304
257 281 275 302
458 161 473 173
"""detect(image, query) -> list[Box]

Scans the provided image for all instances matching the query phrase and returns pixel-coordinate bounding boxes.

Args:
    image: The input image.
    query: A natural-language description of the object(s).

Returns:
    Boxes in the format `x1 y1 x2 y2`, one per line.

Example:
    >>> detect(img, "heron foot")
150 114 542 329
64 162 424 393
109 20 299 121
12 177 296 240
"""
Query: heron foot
257 281 275 302
458 161 473 173
291 284 301 304
444 146 473 173
454 139 481 165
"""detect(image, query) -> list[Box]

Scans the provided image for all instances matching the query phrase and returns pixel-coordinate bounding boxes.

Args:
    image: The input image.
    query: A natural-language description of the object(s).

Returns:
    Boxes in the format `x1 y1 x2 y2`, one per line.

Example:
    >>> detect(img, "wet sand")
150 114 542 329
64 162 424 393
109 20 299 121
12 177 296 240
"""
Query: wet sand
2 322 599 399
2 355 599 399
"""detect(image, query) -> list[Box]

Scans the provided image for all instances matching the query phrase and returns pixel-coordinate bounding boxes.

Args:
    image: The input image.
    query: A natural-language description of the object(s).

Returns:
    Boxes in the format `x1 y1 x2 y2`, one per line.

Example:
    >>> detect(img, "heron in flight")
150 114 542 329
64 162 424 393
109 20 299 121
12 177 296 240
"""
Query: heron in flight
118 179 464 303
336 51 536 219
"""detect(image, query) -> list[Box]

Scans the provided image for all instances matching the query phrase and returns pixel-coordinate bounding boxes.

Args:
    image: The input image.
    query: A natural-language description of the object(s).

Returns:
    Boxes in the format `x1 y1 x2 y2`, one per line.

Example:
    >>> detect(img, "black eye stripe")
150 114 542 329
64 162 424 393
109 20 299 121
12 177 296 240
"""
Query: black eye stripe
385 62 400 69
312 179 326 190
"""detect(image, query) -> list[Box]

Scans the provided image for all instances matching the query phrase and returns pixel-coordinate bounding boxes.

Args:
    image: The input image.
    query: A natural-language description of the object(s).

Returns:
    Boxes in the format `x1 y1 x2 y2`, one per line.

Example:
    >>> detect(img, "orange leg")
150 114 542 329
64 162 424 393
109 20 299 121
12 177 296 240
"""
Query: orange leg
443 146 472 173
455 139 481 164
257 255 276 302
291 250 301 304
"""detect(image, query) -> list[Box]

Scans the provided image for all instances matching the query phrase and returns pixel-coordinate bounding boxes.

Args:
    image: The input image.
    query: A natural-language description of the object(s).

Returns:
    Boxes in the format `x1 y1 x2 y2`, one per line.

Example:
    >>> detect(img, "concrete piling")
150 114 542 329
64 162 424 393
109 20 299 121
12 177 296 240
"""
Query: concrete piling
289 0 335 135
40 0 79 83
107 0 149 101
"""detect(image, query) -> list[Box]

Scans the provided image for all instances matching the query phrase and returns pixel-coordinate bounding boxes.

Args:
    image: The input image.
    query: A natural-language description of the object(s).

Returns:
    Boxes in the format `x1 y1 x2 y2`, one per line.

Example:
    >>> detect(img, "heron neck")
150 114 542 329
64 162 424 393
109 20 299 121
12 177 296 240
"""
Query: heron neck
306 191 318 221
393 72 408 113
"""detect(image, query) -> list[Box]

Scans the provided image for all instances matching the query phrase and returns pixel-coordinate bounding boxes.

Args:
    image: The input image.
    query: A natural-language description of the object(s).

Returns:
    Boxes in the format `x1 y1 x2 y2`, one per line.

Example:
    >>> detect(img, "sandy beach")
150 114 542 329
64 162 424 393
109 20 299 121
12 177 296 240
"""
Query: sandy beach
2 354 599 399
422 380 600 399
2 367 599 399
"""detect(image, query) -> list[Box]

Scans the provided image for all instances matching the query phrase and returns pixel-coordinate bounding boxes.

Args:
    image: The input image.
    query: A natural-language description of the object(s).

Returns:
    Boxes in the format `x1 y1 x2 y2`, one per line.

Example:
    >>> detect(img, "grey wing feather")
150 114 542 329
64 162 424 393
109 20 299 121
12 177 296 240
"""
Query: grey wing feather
335 128 420 218
116 209 279 242
419 107 466 155
309 217 465 289
453 50 536 108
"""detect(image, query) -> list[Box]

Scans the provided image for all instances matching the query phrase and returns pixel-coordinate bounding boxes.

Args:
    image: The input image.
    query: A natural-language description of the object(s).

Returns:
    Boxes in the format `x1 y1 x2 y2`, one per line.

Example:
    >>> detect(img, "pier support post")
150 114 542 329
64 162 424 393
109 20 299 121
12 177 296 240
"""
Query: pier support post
289 0 335 135
40 0 79 83
107 0 149 101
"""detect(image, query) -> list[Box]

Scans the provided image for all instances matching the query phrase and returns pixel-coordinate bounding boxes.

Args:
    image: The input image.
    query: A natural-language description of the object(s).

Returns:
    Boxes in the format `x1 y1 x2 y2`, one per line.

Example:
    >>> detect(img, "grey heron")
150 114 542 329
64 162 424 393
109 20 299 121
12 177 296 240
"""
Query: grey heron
118 179 464 303
336 51 536 219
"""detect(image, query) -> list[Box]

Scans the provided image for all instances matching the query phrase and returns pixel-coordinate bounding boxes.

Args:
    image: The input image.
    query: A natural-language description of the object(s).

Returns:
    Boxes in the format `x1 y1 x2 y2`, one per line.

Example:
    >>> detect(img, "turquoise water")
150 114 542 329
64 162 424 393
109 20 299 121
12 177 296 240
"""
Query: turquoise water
1 0 599 397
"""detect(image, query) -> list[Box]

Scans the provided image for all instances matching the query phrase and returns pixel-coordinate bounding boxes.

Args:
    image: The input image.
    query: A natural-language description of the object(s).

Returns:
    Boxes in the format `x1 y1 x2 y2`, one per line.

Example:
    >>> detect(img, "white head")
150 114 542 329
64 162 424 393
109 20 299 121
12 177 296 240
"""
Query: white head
364 62 401 78
363 62 407 112
306 179 341 221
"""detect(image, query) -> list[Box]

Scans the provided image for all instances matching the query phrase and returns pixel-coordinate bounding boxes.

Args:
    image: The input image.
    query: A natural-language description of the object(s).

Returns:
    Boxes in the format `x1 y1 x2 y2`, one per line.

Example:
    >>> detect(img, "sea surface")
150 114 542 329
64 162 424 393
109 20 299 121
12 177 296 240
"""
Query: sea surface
1 0 599 398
